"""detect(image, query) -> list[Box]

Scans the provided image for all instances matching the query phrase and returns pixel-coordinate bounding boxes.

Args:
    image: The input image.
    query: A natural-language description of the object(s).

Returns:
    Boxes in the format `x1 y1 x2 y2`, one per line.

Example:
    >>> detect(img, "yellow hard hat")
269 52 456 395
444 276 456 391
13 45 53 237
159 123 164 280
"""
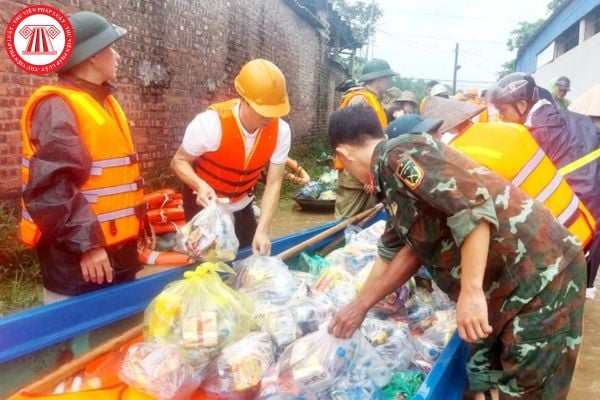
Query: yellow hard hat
234 59 290 118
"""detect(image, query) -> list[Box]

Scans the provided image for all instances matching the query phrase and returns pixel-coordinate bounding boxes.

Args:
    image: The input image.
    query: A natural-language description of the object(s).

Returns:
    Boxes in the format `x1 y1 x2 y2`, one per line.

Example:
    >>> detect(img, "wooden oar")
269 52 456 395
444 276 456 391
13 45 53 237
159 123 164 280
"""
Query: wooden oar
14 203 384 396
316 203 384 257
276 203 384 260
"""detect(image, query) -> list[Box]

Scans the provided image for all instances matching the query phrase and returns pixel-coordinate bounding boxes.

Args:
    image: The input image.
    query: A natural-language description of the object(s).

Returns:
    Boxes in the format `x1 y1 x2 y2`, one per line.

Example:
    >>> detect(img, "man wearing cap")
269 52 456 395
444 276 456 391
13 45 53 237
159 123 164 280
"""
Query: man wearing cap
327 106 585 400
171 59 291 255
386 114 442 139
550 76 572 110
335 59 395 218
20 12 143 302
386 90 418 122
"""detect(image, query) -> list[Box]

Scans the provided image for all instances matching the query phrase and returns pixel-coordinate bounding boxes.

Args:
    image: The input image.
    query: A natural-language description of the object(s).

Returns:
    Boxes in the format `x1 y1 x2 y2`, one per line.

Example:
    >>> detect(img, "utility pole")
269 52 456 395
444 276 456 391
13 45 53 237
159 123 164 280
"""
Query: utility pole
452 42 460 94
365 0 375 60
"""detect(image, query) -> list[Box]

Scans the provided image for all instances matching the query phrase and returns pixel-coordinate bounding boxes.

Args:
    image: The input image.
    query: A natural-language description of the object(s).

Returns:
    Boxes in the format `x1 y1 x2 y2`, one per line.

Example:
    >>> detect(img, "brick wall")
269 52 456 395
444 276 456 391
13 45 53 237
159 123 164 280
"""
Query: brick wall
0 0 348 199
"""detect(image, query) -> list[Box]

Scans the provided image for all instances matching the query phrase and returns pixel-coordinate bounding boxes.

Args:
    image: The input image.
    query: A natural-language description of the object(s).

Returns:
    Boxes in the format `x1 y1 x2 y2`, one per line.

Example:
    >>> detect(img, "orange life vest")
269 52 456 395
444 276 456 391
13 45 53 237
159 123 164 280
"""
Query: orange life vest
336 89 388 170
449 122 596 247
193 99 278 202
20 85 144 248
339 88 388 128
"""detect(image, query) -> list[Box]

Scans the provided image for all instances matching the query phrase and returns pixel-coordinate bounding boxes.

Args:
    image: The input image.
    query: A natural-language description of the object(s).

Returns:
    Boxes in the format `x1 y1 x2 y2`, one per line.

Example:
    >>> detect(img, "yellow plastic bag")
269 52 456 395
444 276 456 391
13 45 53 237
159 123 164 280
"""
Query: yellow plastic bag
143 262 255 370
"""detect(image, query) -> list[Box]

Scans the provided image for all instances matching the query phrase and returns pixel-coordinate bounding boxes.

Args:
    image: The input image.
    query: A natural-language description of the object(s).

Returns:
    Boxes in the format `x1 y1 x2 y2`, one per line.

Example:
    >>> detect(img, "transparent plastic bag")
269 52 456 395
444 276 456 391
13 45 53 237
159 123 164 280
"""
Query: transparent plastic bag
202 332 275 398
260 325 389 399
411 327 447 373
313 265 357 307
295 181 321 199
144 262 254 370
318 169 338 190
119 342 201 400
176 201 239 261
390 299 435 333
356 263 412 315
326 244 377 274
344 220 386 246
361 319 414 373
258 294 335 349
234 255 298 305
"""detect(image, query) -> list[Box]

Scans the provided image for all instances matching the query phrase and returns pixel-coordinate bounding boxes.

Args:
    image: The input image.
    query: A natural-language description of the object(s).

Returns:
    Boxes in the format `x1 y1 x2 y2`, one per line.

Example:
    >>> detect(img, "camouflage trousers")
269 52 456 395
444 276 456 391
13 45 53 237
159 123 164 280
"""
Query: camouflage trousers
466 252 586 399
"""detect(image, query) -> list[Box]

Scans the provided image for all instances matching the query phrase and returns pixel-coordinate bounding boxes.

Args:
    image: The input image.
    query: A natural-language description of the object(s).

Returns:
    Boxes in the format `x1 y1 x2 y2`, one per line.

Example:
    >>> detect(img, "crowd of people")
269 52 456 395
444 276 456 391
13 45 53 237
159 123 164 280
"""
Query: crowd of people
19 10 599 400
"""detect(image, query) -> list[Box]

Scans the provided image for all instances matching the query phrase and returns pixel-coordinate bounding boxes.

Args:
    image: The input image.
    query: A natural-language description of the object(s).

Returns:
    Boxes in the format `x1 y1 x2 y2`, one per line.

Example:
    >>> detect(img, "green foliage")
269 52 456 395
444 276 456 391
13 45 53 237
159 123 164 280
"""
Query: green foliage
390 76 428 105
333 0 382 45
498 0 568 78
506 19 545 52
0 203 42 315
497 59 516 80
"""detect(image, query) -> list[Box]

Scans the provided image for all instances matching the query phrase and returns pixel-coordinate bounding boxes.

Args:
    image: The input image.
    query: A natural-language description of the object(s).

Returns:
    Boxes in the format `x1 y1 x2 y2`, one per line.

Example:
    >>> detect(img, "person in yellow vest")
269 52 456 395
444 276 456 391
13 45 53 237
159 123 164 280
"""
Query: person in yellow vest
335 59 395 218
171 59 291 255
20 12 144 303
422 95 596 250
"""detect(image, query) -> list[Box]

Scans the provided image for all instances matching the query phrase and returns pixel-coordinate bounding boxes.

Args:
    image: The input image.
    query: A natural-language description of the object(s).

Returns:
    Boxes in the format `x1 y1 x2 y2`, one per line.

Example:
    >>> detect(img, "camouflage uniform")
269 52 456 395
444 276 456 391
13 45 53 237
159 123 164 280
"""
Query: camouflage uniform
373 134 586 399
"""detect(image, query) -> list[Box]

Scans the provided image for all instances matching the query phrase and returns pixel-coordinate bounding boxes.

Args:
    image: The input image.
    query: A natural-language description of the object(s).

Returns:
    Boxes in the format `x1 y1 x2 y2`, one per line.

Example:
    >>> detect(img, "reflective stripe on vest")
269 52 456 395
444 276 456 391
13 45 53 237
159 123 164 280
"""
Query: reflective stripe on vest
450 122 596 247
20 85 144 248
193 99 279 203
558 147 600 176
339 88 388 128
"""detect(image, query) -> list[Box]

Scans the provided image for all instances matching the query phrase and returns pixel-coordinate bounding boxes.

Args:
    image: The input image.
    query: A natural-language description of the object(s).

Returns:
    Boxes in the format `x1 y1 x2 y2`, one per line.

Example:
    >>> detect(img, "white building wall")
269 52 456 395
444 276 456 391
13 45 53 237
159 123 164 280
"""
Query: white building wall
533 31 600 100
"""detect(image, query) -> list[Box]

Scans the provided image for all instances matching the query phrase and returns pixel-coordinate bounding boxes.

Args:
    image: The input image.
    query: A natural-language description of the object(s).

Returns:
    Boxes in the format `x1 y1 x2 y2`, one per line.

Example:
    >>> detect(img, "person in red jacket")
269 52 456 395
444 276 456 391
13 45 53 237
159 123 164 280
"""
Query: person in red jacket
171 59 291 255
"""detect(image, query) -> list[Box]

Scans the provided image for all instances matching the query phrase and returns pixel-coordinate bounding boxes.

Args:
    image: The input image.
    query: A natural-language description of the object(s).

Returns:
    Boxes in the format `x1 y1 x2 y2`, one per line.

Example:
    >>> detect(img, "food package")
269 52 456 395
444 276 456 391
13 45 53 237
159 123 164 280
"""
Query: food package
361 319 414 373
356 263 412 315
202 332 275 398
176 201 239 261
144 262 254 370
313 265 357 306
260 325 390 399
326 244 377 274
234 255 298 305
119 343 201 400
258 294 335 349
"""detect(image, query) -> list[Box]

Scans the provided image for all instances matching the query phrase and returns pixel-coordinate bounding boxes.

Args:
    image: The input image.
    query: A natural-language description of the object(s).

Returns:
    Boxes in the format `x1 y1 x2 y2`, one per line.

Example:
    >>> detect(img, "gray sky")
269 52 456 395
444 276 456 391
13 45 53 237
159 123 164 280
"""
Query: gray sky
368 0 550 91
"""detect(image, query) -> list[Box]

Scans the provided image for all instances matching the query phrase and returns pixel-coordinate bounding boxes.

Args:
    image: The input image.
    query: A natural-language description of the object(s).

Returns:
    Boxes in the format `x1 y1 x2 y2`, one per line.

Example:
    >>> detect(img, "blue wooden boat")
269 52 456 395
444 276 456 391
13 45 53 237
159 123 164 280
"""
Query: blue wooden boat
0 212 467 399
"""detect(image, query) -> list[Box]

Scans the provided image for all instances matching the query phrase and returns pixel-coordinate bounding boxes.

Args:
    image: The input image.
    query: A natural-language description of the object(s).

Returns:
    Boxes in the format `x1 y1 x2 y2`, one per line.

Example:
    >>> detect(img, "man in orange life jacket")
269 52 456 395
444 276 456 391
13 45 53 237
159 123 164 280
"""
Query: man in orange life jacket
335 59 395 218
171 59 291 255
20 12 143 303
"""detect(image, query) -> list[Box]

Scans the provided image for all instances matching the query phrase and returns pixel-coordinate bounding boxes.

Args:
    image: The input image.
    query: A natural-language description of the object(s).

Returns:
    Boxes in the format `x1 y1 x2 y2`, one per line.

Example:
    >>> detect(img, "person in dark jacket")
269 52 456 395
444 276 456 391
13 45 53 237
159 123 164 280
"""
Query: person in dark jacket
21 12 142 303
488 72 600 298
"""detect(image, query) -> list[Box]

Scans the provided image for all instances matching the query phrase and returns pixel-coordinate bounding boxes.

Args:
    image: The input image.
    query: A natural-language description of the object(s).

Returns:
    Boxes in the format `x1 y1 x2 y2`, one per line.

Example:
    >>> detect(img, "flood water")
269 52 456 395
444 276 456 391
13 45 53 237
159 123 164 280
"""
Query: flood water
270 199 336 237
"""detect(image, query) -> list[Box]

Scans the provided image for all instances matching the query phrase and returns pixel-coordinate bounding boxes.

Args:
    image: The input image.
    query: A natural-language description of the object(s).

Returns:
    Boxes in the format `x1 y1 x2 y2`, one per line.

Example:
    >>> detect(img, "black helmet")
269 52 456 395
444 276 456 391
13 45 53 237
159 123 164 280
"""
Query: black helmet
488 73 538 106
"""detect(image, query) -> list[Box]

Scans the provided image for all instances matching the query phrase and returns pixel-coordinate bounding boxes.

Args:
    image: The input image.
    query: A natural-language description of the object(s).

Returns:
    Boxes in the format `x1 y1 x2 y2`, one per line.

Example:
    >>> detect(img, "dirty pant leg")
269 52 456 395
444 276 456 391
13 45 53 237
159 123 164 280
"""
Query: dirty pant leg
334 171 377 219
586 228 600 287
467 252 586 399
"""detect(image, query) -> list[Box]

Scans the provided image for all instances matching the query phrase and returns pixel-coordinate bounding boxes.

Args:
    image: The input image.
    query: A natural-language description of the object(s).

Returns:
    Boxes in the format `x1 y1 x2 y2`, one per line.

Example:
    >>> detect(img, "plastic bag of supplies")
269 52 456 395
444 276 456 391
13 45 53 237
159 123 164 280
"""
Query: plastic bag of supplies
176 201 239 261
144 263 254 371
234 255 298 305
259 324 390 399
119 342 200 400
201 332 276 398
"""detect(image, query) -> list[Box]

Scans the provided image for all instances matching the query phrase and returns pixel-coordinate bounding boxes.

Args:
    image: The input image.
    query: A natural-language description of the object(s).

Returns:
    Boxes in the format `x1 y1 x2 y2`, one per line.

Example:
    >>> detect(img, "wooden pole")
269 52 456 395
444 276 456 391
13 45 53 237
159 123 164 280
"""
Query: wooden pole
276 203 384 261
14 203 384 396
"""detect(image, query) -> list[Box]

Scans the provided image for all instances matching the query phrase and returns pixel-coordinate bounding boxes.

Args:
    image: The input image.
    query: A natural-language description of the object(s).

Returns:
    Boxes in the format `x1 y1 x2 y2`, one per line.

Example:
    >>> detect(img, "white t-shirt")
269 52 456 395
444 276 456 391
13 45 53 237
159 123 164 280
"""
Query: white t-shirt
182 100 291 212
